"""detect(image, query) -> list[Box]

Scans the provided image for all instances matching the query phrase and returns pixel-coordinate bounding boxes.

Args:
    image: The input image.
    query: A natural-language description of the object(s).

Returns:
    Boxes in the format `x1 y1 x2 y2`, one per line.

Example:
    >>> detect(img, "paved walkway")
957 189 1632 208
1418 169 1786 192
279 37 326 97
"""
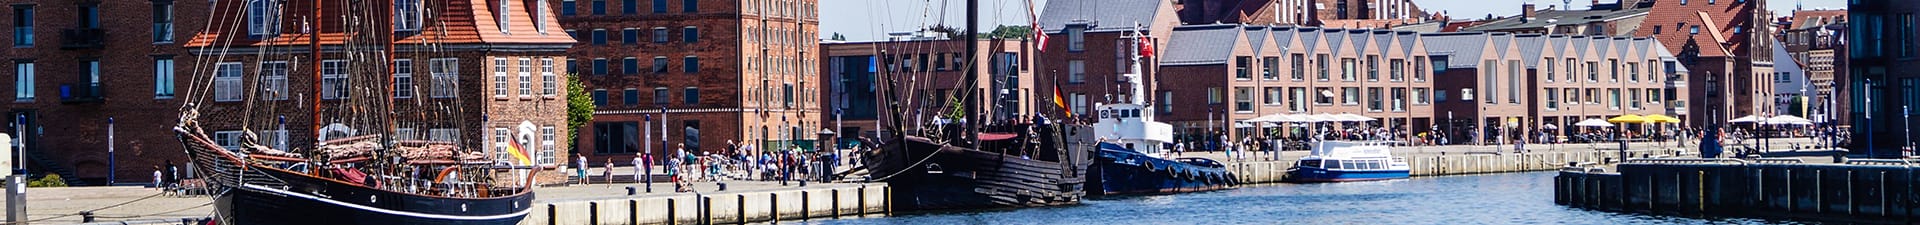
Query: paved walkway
1164 138 1824 163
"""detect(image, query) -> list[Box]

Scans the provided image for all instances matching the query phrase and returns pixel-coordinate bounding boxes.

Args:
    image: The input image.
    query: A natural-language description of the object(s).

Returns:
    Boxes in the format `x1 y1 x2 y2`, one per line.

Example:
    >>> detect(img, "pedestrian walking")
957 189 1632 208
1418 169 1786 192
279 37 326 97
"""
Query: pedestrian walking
152 166 163 189
632 155 645 183
575 154 588 185
603 158 614 186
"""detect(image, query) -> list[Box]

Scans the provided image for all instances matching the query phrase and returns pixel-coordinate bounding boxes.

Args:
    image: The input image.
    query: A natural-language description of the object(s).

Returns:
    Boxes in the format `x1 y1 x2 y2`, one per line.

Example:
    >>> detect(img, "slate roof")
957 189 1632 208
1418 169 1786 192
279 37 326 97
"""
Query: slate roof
1515 34 1549 68
1374 31 1396 56
1462 8 1652 32
1246 26 1270 53
1038 0 1167 33
1298 28 1324 53
1420 32 1490 68
1491 33 1513 59
1350 30 1373 55
1397 32 1420 55
1272 27 1297 53
1161 24 1244 66
1324 29 1348 58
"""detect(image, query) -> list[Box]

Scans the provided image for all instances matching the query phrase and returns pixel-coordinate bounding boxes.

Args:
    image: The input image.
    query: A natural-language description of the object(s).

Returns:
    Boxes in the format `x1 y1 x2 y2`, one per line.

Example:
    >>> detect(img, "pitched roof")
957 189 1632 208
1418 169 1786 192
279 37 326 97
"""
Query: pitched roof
1038 0 1169 33
1462 8 1651 32
1374 31 1396 56
1299 28 1324 53
1349 30 1373 55
1491 33 1513 58
1161 24 1245 66
1420 32 1489 68
1396 31 1420 55
1324 29 1349 58
1246 26 1271 53
1515 35 1549 68
1271 27 1298 53
1789 10 1847 30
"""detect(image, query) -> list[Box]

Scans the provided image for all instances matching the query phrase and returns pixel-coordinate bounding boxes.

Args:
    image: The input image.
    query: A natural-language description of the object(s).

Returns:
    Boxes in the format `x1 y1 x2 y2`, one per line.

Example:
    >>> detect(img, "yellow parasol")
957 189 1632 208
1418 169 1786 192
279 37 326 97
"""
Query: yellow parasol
1606 114 1650 124
1642 114 1682 123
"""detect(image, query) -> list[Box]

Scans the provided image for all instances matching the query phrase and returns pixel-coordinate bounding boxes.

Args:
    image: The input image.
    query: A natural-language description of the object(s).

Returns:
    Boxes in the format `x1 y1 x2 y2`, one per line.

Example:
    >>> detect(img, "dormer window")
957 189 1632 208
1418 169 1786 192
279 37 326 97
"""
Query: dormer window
534 0 548 33
394 0 422 32
497 0 511 34
247 0 278 38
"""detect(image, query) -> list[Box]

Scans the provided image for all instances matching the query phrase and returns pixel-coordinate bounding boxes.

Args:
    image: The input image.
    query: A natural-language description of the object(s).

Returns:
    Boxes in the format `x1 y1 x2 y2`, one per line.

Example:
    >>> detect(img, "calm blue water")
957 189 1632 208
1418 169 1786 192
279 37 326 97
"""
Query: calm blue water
800 172 1821 225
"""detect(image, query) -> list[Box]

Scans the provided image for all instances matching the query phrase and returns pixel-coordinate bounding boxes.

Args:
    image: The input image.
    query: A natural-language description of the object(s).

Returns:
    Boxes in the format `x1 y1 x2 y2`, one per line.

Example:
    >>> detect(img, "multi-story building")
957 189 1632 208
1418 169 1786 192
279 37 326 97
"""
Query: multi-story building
1036 0 1181 124
1177 0 1427 26
2 0 208 185
555 0 821 163
817 34 1037 141
1155 25 1436 141
1780 9 1847 127
1459 3 1650 36
182 0 576 177
1847 0 1918 156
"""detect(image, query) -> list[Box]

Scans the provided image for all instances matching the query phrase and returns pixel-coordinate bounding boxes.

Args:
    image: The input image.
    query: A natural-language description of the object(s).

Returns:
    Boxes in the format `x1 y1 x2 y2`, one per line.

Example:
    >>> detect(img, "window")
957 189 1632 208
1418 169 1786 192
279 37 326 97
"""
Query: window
1314 87 1332 105
83 60 98 89
1429 56 1448 74
653 27 668 43
1586 62 1598 82
1072 93 1088 116
247 0 278 37
518 58 533 97
322 60 348 99
1365 56 1378 81
1565 88 1579 104
1653 26 1661 34
493 58 509 97
154 58 174 98
592 58 608 75
393 0 422 32
13 62 32 101
261 61 289 100
496 0 511 33
1508 60 1519 104
683 87 699 104
213 131 242 152
1067 26 1085 51
214 62 243 102
1483 60 1496 104
591 89 607 106
622 57 639 74
1068 60 1085 83
153 2 174 43
492 128 509 163
1587 88 1599 104
1628 62 1640 82
683 27 698 42
534 0 548 32
1390 88 1405 111
592 29 607 45
1235 56 1253 79
683 56 699 73
1545 88 1558 110
1208 87 1223 104
1389 59 1404 81
1289 87 1306 111
1413 88 1429 104
1413 56 1427 81
1366 87 1382 111
430 58 459 98
1264 87 1282 105
13 5 32 47
393 59 413 99
562 0 577 15
591 122 637 154
1566 59 1577 81
1329 87 1357 107
1234 87 1253 112
77 4 97 29
1689 26 1700 35
1341 58 1356 81
653 57 668 74
1544 58 1555 82
1291 54 1306 80
539 126 557 165
1460 88 1474 101
653 88 669 105
1630 90 1642 109
1161 91 1174 113
682 120 701 151
682 0 697 12
624 89 640 105
1318 54 1331 80
1608 88 1621 110
541 58 556 96
652 0 666 13
594 0 607 15
1435 89 1448 102
1262 57 1279 80
1608 59 1619 81
782 83 794 107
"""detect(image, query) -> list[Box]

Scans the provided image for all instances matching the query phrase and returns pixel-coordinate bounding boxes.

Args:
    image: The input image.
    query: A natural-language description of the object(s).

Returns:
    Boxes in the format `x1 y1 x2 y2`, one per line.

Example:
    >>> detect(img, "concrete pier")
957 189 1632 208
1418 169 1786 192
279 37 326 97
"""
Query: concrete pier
1555 158 1918 222
519 182 888 225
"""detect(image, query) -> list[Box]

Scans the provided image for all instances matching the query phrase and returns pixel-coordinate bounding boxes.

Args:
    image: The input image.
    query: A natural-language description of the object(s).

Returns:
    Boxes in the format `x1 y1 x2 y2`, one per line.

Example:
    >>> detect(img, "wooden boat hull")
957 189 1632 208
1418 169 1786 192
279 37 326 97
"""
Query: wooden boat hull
1087 143 1236 196
862 124 1092 211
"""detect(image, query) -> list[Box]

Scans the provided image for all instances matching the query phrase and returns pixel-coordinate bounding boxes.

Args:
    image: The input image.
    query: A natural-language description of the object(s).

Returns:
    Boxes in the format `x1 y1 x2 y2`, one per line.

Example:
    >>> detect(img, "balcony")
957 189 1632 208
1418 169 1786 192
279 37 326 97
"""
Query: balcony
61 28 105 49
59 83 104 103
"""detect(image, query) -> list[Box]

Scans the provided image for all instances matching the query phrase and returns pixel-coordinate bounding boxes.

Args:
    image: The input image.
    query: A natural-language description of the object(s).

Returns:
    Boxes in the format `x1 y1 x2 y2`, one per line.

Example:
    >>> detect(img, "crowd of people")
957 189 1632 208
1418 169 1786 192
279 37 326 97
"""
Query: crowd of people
573 140 851 192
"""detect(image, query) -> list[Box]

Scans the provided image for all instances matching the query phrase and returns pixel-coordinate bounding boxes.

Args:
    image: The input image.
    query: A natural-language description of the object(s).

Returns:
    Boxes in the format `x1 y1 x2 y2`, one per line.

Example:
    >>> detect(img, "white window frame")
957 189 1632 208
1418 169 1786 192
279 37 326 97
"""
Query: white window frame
430 128 460 142
394 0 422 32
262 129 289 151
493 128 510 164
213 131 244 152
431 58 459 98
541 58 557 97
539 126 557 166
247 0 278 36
214 62 243 102
518 58 533 97
493 57 509 97
321 60 348 99
497 0 511 34
262 61 289 100
394 59 414 99
154 58 174 99
14 62 33 101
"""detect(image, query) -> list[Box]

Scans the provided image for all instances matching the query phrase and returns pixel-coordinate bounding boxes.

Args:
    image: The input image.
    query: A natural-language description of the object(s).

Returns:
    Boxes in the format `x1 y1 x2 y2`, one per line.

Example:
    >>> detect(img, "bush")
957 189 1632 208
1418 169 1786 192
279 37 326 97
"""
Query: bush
27 174 66 187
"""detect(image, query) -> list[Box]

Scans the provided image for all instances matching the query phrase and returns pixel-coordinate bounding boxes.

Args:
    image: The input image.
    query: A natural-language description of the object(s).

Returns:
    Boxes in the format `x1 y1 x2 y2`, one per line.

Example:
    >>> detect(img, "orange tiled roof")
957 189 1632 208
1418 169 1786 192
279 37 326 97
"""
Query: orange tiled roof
187 0 573 48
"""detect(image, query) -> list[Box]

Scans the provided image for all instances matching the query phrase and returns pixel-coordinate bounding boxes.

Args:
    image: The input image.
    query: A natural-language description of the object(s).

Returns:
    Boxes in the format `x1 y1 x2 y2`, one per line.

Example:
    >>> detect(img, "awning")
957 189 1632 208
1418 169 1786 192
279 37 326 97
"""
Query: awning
1607 114 1650 123
1575 119 1615 127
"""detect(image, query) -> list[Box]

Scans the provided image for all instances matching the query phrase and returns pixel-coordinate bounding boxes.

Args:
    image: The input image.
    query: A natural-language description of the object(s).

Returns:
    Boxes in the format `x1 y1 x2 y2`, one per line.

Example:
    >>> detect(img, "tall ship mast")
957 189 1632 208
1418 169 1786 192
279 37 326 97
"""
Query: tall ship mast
173 0 572 224
1085 25 1237 195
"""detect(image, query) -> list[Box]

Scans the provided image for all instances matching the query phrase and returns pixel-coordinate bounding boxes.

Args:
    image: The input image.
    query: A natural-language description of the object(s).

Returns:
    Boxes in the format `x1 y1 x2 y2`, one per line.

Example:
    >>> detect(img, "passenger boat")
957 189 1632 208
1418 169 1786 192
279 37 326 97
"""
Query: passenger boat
1084 28 1237 196
1285 141 1410 182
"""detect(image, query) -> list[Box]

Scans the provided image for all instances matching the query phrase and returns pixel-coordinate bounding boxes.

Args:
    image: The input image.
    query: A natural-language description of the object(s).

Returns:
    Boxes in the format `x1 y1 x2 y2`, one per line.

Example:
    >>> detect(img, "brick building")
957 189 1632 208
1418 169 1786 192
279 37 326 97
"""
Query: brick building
554 0 822 163
1035 0 1181 124
817 34 1037 141
1154 25 1437 141
1779 9 1847 127
182 0 575 174
2 0 209 185
1176 0 1427 26
1847 0 1917 155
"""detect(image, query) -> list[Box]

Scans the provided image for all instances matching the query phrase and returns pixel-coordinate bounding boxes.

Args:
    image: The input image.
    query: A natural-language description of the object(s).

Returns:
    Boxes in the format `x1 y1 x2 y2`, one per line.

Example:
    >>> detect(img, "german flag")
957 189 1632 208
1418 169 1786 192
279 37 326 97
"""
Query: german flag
506 135 534 166
1053 87 1071 117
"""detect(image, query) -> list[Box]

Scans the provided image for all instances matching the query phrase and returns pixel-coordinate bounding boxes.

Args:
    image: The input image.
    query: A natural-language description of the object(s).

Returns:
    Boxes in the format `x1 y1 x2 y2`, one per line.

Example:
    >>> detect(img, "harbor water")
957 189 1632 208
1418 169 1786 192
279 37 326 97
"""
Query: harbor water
801 172 1813 224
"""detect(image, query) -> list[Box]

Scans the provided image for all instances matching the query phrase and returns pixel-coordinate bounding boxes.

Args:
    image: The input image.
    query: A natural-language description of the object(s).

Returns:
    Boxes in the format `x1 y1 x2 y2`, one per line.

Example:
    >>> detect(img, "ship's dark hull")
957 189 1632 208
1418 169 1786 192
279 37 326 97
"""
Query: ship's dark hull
213 167 534 225
1087 143 1236 196
862 124 1092 211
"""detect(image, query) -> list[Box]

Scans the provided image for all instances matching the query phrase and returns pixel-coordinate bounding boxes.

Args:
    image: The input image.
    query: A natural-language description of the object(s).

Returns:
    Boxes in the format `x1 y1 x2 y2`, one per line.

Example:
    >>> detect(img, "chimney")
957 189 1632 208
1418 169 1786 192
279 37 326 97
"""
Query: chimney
1522 4 1535 23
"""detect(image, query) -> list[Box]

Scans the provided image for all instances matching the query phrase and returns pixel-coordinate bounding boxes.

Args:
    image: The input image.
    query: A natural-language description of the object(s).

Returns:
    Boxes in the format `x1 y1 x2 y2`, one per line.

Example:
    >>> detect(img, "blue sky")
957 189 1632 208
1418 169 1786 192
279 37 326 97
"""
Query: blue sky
819 0 1846 41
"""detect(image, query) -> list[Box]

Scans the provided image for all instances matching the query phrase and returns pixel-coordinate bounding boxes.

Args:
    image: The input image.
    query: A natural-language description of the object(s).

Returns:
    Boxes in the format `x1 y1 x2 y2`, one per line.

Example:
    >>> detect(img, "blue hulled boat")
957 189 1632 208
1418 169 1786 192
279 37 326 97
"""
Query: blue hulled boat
1084 29 1237 195
1285 141 1410 182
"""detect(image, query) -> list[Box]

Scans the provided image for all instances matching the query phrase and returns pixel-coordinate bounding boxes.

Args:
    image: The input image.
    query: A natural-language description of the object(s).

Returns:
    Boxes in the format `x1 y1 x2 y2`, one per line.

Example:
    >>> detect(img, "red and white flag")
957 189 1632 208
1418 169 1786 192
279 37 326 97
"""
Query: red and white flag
1027 0 1048 52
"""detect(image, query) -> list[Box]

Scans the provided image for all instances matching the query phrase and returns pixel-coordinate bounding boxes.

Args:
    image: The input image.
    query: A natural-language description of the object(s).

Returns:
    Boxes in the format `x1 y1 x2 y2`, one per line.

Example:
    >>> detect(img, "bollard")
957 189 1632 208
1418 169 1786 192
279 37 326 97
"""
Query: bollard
717 182 727 192
80 211 94 223
627 186 637 195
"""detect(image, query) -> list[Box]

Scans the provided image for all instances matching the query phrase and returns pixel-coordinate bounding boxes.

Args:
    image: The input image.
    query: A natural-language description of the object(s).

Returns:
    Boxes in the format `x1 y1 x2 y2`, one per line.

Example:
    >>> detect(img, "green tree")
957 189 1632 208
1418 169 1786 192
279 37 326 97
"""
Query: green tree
566 73 595 155
985 25 1032 39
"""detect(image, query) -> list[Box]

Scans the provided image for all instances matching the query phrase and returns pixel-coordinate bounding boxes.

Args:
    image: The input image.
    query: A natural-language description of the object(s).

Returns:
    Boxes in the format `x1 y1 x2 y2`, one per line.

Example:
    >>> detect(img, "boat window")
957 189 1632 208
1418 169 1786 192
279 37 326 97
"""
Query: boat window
1325 160 1341 169
1100 109 1110 119
1369 160 1383 170
1127 109 1140 118
1299 160 1321 168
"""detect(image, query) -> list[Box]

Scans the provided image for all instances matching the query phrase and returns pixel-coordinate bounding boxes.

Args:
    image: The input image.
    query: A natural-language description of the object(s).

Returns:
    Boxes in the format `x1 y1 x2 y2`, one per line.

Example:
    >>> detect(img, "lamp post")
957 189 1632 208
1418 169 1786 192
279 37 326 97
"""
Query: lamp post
1867 79 1875 158
106 117 113 186
644 114 652 193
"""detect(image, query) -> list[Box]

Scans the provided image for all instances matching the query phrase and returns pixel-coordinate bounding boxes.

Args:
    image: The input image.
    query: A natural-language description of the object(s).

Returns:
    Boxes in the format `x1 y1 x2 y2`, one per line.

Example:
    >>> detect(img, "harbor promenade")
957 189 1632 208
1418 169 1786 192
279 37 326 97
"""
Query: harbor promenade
1179 138 1824 184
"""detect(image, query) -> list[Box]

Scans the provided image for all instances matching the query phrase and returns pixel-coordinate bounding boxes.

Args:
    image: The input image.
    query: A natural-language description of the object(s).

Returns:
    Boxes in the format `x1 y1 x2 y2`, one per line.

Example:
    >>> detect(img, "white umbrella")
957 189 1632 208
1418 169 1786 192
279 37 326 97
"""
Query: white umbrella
1574 119 1615 127
1234 122 1254 128
1306 113 1340 122
1246 114 1291 123
1728 115 1765 123
1337 113 1377 122
1764 115 1814 125
1542 123 1559 130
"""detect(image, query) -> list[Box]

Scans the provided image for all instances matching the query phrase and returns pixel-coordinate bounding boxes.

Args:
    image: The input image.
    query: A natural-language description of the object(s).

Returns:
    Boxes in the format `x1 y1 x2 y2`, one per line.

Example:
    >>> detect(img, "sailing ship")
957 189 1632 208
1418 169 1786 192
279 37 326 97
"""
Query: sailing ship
1085 28 1237 196
173 0 571 224
854 0 1093 210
